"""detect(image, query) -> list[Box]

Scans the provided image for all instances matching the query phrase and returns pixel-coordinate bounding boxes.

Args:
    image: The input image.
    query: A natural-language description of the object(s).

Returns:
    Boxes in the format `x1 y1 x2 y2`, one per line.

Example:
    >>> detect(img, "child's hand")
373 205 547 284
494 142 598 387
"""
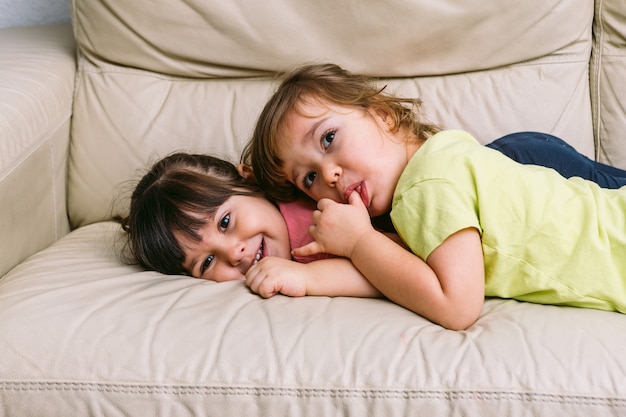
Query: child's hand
293 191 375 259
245 257 308 298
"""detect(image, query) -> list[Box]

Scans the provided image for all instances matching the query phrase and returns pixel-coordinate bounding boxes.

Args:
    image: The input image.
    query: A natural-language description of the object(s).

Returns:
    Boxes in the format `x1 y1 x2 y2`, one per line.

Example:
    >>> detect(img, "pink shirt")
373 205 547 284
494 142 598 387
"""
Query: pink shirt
277 200 335 263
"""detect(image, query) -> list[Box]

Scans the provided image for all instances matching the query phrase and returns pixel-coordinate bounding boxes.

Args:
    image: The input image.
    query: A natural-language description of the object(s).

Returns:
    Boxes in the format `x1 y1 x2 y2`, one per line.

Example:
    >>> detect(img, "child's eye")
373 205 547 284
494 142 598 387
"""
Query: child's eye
303 171 317 189
218 214 230 232
201 255 214 274
321 129 335 149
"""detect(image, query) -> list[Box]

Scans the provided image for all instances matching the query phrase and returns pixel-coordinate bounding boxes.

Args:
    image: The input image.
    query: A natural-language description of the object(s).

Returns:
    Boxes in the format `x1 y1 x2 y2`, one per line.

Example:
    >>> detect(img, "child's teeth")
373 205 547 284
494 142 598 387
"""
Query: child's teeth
254 242 263 263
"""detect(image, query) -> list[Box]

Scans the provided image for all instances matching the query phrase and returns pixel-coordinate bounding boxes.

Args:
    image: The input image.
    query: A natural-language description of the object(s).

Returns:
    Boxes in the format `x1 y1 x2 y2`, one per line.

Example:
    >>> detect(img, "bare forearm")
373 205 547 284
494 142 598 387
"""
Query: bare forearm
348 230 482 330
305 258 382 298
349 231 442 314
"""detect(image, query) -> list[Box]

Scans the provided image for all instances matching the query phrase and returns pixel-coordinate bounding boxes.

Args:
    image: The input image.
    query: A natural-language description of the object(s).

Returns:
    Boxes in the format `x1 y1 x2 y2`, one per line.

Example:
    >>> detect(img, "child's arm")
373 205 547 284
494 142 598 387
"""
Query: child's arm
293 192 485 330
245 256 383 299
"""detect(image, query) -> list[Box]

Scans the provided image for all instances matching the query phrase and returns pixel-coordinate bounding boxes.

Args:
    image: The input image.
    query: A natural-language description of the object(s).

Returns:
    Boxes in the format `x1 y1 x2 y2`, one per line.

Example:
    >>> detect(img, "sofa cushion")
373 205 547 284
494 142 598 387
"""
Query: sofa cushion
73 0 591 77
591 0 626 168
1 222 625 416
0 24 74 276
68 0 596 227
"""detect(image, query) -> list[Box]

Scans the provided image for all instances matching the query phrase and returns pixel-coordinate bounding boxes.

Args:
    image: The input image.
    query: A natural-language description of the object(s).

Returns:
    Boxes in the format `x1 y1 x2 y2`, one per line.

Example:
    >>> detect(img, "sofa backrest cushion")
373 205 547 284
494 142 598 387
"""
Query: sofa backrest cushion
591 0 626 167
69 0 596 227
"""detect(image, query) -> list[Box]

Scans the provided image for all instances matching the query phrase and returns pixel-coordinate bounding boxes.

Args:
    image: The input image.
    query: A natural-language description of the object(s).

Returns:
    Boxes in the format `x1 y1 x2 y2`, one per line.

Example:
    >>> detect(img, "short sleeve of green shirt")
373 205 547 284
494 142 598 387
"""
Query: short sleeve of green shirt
392 177 480 260
391 130 485 261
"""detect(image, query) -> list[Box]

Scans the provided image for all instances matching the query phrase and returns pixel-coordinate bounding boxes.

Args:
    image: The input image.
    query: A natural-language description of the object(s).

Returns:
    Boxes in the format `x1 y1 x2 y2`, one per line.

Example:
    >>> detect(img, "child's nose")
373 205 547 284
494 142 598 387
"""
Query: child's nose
225 240 246 266
322 164 340 186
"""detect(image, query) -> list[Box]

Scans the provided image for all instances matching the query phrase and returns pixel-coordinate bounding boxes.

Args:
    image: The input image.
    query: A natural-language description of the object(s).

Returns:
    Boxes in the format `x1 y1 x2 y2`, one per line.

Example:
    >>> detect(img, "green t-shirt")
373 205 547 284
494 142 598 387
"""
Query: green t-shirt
391 130 626 312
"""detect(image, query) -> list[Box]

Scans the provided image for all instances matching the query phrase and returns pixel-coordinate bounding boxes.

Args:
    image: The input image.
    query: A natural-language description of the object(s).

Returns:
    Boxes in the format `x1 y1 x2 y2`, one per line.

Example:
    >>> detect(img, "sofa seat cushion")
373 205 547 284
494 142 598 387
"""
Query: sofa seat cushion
1 222 625 416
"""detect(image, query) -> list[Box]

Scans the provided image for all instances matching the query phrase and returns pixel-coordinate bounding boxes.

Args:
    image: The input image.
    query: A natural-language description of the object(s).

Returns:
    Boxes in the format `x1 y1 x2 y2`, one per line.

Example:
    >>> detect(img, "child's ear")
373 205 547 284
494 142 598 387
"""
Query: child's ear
371 106 394 129
237 164 258 184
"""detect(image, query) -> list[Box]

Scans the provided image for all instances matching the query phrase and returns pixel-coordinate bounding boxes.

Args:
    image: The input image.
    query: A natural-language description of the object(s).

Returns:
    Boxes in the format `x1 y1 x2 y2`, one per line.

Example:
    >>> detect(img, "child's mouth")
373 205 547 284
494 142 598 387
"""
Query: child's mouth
345 182 369 207
254 240 264 264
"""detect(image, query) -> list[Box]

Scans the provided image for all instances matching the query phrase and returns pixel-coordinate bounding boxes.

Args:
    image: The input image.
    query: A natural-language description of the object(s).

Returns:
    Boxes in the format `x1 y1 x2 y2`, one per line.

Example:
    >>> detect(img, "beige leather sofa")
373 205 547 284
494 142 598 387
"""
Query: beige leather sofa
2 0 626 415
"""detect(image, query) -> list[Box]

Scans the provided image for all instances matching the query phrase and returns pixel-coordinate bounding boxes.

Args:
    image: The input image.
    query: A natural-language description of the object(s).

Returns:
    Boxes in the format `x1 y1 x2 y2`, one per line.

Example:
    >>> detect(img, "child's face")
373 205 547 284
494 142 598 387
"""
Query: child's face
174 194 291 281
277 99 412 217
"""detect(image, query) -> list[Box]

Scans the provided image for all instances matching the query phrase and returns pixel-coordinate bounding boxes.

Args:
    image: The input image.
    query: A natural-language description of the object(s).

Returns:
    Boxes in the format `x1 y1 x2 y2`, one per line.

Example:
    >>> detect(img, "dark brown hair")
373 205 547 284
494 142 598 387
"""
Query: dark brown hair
119 153 260 275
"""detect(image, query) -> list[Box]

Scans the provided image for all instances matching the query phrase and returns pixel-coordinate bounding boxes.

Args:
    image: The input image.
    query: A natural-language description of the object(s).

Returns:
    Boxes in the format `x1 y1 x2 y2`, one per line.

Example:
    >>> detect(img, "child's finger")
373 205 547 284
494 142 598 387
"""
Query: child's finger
348 190 365 207
245 268 277 298
244 265 260 291
245 264 267 294
292 241 322 257
316 197 337 211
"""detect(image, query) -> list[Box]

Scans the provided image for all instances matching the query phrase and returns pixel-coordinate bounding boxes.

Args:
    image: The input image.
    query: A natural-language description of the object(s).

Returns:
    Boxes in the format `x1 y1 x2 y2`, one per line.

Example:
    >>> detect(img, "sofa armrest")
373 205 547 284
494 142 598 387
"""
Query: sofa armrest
0 24 76 277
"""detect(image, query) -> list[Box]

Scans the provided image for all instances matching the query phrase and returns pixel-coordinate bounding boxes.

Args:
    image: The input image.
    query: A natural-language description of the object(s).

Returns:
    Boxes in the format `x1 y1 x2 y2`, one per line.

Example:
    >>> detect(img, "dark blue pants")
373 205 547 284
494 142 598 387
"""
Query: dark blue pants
486 132 626 189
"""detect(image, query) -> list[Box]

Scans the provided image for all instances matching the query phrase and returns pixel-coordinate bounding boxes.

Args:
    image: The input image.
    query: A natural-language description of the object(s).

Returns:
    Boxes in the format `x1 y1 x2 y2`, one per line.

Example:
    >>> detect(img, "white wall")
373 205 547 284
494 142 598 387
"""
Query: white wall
0 0 71 28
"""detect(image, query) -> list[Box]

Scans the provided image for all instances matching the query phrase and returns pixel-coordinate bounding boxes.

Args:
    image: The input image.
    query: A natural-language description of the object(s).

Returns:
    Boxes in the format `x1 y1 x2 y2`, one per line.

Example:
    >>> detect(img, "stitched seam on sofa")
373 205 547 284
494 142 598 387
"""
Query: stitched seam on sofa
46 137 59 240
76 58 225 81
598 51 626 57
0 114 70 183
75 54 590 80
512 55 590 68
591 0 605 160
1 382 625 406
